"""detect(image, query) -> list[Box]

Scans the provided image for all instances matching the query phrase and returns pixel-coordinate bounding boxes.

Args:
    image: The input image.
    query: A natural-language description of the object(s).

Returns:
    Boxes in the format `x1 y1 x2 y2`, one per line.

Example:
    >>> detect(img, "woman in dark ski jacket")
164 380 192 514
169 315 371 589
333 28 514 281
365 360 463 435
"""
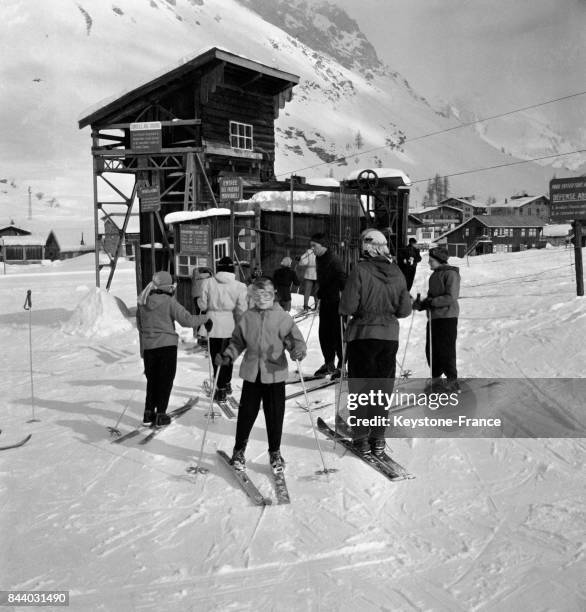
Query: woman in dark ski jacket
339 229 412 457
413 246 460 392
137 271 212 427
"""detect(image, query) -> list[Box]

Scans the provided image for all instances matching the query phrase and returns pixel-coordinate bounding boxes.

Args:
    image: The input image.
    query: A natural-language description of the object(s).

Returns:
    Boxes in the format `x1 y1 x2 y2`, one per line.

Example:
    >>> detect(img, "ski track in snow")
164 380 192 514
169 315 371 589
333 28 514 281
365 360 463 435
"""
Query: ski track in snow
1 252 585 610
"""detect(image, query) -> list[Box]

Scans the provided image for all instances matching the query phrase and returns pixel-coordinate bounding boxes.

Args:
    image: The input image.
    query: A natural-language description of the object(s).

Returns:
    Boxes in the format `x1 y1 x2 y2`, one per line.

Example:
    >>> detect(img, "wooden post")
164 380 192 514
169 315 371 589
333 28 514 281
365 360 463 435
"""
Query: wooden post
230 200 235 262
91 131 101 288
573 220 584 297
150 212 156 275
289 175 294 241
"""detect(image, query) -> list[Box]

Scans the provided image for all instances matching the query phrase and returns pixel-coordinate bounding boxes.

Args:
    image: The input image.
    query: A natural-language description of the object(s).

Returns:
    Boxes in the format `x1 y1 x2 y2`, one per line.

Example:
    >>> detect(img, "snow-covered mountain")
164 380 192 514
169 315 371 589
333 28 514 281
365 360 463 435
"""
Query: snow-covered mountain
0 0 581 229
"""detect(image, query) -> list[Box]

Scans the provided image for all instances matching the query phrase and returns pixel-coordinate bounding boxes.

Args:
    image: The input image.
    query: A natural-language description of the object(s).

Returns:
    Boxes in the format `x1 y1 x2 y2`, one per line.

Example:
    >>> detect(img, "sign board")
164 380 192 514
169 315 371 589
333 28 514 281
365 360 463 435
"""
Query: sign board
138 186 161 213
180 225 210 254
219 177 243 202
550 177 586 222
237 227 257 251
130 121 162 153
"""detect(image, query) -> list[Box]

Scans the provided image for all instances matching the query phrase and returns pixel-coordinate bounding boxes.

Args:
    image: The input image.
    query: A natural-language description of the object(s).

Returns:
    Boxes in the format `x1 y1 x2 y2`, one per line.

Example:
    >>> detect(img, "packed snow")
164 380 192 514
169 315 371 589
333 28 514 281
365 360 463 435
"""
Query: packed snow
1 249 585 611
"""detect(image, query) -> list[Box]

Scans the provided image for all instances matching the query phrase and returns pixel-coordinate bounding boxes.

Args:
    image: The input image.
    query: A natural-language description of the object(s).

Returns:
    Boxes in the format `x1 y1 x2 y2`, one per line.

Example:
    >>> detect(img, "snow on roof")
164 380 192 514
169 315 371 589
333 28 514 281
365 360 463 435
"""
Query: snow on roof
248 191 331 214
164 209 255 225
1 234 46 246
304 177 340 187
344 168 411 186
48 228 95 251
413 204 463 215
487 195 546 208
542 224 571 237
440 197 486 208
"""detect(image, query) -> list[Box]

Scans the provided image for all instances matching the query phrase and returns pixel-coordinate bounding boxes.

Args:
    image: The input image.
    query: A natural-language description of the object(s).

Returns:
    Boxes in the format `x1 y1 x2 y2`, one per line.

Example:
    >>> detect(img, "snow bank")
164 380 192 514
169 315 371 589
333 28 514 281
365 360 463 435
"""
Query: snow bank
62 288 132 338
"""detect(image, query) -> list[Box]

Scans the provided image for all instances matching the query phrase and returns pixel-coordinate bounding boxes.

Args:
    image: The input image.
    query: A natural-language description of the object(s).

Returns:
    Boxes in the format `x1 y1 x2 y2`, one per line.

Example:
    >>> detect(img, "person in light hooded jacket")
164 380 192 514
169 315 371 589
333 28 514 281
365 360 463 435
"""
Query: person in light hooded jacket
198 256 248 401
215 276 306 471
137 270 212 427
339 229 412 457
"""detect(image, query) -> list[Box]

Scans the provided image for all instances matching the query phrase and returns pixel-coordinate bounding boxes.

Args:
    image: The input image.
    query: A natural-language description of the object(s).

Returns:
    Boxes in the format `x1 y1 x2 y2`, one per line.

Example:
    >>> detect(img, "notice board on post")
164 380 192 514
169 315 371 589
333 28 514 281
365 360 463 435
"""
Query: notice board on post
130 121 162 153
179 224 210 255
550 177 586 222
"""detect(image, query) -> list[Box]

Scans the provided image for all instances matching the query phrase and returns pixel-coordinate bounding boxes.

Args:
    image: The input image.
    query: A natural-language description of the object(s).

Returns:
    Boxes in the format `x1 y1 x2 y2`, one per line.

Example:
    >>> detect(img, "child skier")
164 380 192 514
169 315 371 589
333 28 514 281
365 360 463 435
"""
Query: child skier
137 270 212 426
412 247 460 392
272 256 300 312
215 277 306 470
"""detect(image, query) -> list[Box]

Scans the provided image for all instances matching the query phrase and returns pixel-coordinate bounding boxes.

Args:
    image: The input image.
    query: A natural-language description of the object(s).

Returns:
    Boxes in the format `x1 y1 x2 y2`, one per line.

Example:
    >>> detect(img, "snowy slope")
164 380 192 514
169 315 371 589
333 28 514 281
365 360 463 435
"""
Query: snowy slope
0 0 576 231
1 249 584 610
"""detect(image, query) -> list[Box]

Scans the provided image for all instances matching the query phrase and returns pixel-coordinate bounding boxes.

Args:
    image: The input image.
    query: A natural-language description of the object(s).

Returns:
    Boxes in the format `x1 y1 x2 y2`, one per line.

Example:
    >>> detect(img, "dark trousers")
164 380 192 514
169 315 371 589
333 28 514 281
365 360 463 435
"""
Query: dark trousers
234 376 286 453
209 337 233 389
347 339 398 440
303 279 317 309
425 318 458 379
143 345 177 414
318 300 343 366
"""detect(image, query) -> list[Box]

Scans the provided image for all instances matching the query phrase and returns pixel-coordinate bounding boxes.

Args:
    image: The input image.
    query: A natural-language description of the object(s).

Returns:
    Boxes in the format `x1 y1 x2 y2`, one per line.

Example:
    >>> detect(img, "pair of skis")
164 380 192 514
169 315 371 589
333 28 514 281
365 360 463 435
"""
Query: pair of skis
215 450 290 505
190 450 290 506
201 380 238 418
111 397 198 444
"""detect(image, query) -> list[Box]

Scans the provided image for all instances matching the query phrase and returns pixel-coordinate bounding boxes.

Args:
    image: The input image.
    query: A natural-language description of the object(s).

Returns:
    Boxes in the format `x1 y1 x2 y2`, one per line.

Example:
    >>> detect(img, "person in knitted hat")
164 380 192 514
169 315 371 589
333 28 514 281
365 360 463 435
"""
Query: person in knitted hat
272 256 300 312
310 232 346 378
413 246 460 392
198 256 248 401
137 271 212 426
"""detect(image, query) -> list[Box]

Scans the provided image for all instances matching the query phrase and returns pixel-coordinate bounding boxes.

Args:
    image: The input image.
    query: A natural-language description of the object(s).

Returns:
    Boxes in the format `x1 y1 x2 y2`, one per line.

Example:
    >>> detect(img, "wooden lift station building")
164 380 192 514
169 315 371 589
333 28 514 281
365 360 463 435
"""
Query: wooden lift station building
78 47 411 311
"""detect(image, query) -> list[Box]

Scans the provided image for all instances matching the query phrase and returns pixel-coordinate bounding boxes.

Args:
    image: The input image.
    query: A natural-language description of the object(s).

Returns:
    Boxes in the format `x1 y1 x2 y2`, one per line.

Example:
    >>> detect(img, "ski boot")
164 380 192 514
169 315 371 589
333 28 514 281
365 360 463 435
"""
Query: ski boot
351 437 371 457
313 362 334 378
142 410 155 426
225 383 232 396
443 379 461 394
155 412 171 427
230 448 246 471
214 387 227 402
369 437 387 458
269 450 286 471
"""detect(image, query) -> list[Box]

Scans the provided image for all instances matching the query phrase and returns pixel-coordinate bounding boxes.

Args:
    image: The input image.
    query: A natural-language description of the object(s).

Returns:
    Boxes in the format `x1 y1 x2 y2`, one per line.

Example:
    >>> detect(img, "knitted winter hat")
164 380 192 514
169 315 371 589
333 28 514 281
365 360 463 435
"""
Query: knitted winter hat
310 232 329 248
152 270 174 288
429 247 449 264
217 256 235 273
281 256 292 267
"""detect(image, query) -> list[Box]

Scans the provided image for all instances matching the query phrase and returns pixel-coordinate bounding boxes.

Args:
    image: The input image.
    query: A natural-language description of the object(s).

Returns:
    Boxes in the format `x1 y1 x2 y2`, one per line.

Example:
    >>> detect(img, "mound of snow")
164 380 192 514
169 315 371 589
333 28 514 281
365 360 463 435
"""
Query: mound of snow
62 288 132 338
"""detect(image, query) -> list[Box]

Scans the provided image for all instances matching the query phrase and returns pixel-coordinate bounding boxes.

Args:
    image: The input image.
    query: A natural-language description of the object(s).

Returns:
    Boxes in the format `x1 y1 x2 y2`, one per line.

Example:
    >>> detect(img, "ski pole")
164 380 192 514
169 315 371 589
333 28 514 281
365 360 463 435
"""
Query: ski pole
296 359 337 475
191 365 221 475
333 315 348 448
397 308 415 380
23 290 38 423
205 334 219 419
108 381 141 437
303 299 319 347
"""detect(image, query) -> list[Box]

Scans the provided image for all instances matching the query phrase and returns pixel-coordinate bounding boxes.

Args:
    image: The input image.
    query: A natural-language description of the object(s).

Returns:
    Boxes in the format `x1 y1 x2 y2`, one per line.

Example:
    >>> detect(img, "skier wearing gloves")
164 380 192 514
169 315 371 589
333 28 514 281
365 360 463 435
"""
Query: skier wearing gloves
137 270 213 427
339 229 412 457
412 246 460 393
198 256 248 401
215 277 306 471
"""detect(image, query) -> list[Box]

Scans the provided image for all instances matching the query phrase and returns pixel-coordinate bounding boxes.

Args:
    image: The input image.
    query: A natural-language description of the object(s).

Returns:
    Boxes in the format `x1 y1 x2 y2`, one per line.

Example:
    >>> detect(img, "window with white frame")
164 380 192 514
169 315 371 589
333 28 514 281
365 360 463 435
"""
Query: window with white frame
176 254 210 278
213 239 229 267
229 121 253 150
527 228 537 237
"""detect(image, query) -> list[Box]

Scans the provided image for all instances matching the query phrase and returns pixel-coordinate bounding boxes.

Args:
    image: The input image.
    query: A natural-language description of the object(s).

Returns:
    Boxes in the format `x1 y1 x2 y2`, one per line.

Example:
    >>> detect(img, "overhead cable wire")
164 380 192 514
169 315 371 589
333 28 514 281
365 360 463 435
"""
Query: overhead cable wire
276 89 586 178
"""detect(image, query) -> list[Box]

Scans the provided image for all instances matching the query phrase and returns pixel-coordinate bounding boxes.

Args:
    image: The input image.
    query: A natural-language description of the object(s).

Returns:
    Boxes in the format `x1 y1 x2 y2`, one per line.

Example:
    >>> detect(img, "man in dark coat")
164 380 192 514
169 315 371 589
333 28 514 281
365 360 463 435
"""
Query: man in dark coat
272 256 300 312
397 237 422 291
339 229 412 456
310 232 346 378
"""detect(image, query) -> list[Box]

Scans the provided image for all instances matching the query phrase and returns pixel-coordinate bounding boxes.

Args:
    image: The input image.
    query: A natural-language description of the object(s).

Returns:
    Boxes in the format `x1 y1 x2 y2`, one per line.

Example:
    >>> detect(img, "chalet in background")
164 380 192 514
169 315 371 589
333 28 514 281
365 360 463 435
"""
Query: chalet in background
45 229 94 261
436 215 547 257
439 197 487 220
409 204 464 247
485 194 550 220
